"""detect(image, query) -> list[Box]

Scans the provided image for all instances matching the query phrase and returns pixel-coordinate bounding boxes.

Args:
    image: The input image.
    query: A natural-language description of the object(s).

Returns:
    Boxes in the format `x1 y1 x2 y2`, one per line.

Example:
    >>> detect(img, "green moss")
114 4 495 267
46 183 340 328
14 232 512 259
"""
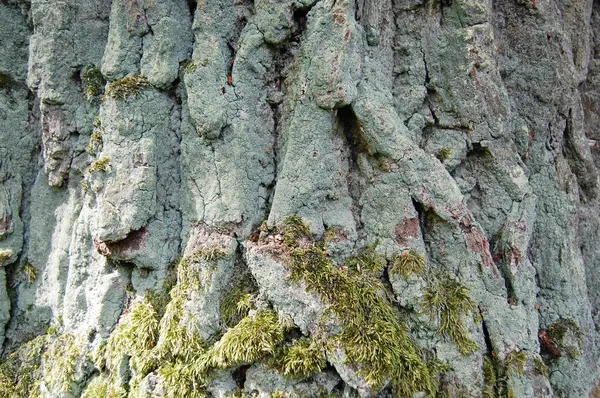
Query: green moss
80 374 124 398
154 294 205 365
182 60 199 74
389 249 425 279
88 156 111 173
281 216 312 247
505 350 526 376
157 361 209 398
0 334 46 397
272 337 326 379
280 216 436 396
482 355 498 398
344 243 386 274
547 319 582 343
0 250 12 266
533 357 549 378
42 334 80 394
81 66 106 102
104 295 159 375
225 390 250 398
542 318 583 361
421 276 478 355
85 118 104 155
80 180 89 195
178 247 230 294
207 309 284 369
20 260 37 284
436 147 453 163
105 75 149 101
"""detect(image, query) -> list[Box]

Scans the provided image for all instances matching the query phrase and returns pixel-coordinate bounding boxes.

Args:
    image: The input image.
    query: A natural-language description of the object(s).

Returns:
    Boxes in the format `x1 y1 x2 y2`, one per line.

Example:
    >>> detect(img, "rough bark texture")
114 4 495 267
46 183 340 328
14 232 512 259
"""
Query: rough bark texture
0 0 599 397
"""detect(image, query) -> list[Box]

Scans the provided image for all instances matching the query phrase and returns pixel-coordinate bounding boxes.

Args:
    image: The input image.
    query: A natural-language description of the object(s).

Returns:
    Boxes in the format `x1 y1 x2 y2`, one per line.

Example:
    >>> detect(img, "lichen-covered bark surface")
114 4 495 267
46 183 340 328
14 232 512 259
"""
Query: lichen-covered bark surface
0 0 599 396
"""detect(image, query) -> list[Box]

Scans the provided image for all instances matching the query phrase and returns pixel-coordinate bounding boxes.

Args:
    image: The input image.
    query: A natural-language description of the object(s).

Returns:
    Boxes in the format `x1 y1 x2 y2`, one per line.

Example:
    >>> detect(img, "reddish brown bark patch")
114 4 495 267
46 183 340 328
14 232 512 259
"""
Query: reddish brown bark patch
106 227 149 257
394 217 419 247
0 216 12 236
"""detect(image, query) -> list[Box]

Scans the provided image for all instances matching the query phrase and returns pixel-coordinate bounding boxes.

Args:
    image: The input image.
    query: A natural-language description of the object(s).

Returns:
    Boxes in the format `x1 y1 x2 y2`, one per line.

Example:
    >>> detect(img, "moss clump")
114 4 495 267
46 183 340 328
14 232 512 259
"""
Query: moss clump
389 249 426 279
105 75 149 101
80 374 122 398
20 260 37 284
533 357 548 377
436 147 452 163
0 250 12 266
421 276 478 355
207 309 284 369
81 66 106 102
540 318 582 361
220 285 256 328
482 355 497 398
85 118 104 155
272 337 327 379
280 216 436 396
104 295 159 375
88 156 111 173
0 334 46 397
344 243 386 274
157 361 208 398
182 60 198 74
0 328 80 398
177 247 230 294
505 350 526 376
41 333 80 394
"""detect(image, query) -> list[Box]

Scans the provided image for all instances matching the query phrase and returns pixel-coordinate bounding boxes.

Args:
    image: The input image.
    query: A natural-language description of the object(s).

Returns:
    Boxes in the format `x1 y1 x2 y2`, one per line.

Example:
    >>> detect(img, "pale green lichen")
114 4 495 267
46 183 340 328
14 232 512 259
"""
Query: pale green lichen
105 75 149 101
421 276 478 355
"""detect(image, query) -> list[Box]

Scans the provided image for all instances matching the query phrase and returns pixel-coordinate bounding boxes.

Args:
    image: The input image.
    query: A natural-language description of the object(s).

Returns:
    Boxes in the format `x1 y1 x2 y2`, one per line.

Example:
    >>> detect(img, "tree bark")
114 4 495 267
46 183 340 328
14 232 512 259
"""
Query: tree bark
0 0 599 396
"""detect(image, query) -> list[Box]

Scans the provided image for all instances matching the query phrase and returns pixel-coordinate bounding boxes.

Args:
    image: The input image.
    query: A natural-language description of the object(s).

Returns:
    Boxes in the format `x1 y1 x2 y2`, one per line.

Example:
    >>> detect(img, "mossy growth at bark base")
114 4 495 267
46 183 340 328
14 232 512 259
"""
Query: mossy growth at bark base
0 321 81 397
278 216 438 396
80 249 320 397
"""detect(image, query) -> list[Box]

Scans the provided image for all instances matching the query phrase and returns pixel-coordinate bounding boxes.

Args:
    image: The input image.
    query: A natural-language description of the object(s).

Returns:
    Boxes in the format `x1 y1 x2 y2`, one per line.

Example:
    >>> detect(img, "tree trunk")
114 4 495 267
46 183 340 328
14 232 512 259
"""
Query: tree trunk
0 0 599 396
